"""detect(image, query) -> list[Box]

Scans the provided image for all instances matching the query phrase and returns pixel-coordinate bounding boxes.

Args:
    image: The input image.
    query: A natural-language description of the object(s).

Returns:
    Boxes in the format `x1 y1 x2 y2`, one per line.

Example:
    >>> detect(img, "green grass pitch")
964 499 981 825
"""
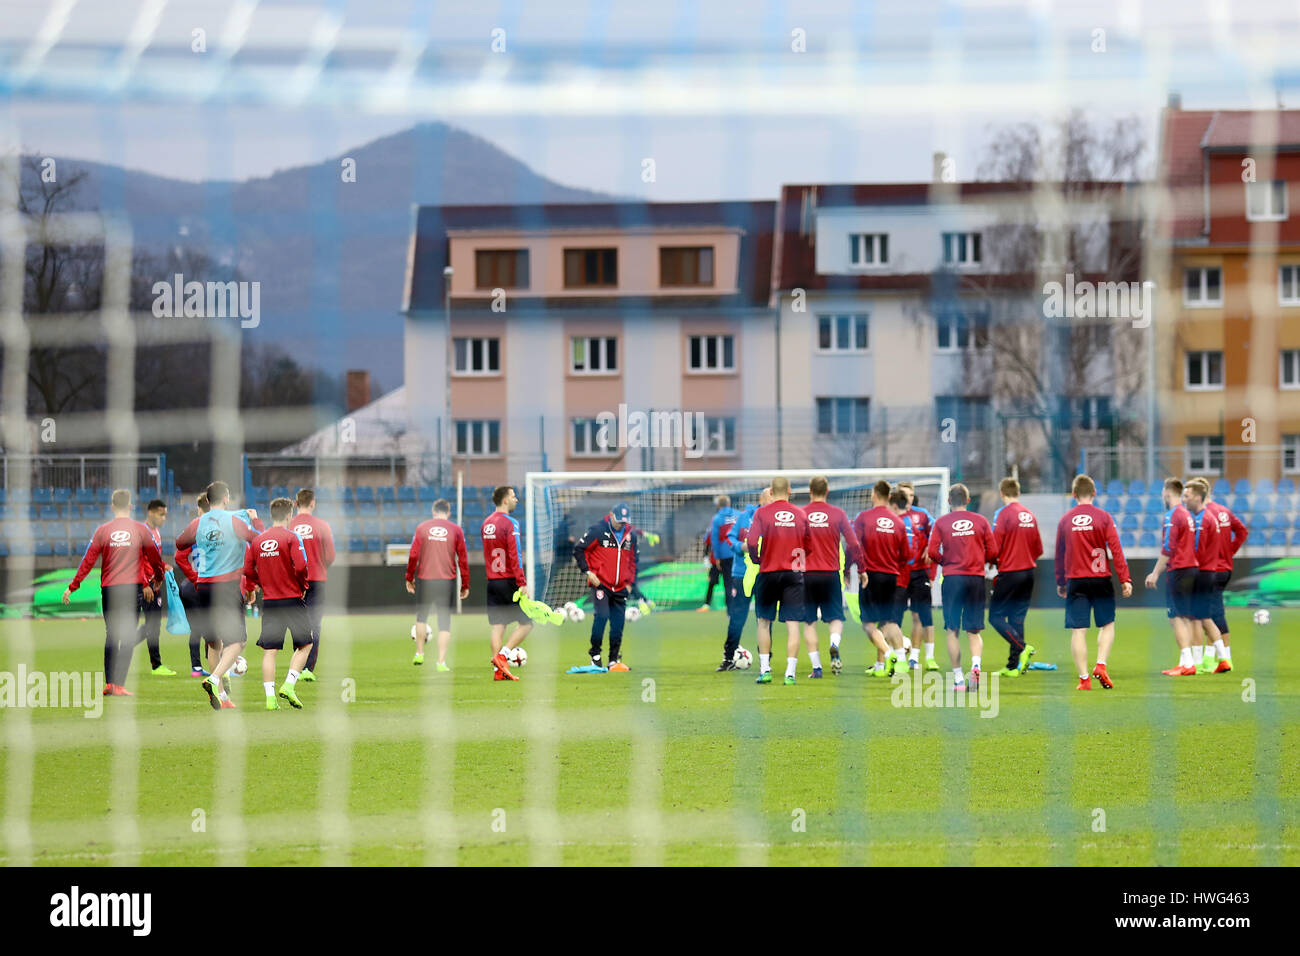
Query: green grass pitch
1 606 1297 866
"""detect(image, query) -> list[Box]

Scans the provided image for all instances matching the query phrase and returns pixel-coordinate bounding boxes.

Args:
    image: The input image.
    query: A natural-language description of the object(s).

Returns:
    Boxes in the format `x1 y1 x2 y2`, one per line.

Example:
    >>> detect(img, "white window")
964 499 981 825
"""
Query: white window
1282 349 1300 389
849 233 889 267
1184 267 1222 307
453 337 500 375
688 334 735 372
454 420 500 458
1246 180 1288 221
700 416 737 455
1185 435 1224 475
571 417 618 458
816 397 870 435
1185 350 1224 391
817 314 869 353
1280 265 1300 305
1285 434 1300 474
935 312 988 352
571 336 618 375
942 232 981 267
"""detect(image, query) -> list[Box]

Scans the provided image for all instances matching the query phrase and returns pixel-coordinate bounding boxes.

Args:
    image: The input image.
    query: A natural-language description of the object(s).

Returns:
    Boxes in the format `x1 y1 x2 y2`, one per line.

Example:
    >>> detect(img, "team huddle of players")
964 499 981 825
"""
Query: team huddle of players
704 471 1247 691
65 482 335 710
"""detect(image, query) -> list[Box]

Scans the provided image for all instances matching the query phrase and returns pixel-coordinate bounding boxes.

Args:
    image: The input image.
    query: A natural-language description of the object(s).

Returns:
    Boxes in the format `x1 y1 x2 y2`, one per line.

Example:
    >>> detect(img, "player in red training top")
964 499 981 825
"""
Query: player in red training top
1144 477 1200 677
746 476 811 685
63 488 167 697
290 487 335 681
853 481 913 678
406 498 469 670
243 497 312 710
1055 474 1133 690
896 481 938 670
1190 477 1246 673
927 483 997 691
481 485 530 681
801 475 863 677
988 477 1043 677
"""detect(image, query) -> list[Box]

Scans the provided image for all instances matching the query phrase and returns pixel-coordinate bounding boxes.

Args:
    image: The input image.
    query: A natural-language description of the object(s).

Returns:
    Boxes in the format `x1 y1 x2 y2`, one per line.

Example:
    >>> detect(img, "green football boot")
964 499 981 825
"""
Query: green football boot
265 697 280 710
436 662 451 672
755 671 773 684
413 653 425 666
278 684 304 709
298 669 317 683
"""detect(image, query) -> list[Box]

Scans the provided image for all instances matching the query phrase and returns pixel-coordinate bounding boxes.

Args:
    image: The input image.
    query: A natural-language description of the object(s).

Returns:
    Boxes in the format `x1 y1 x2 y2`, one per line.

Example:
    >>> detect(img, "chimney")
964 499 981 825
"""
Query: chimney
1167 91 1181 110
932 151 949 184
346 370 370 412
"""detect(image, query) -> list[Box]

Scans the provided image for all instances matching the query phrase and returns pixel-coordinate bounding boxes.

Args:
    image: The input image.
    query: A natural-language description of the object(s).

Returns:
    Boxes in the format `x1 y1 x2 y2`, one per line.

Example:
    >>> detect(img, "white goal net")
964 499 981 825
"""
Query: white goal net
526 467 951 610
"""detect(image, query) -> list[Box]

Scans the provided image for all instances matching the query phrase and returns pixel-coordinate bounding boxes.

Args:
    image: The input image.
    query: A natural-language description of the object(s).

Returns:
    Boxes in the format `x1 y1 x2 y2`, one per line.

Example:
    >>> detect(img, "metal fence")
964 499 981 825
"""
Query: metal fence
0 453 169 496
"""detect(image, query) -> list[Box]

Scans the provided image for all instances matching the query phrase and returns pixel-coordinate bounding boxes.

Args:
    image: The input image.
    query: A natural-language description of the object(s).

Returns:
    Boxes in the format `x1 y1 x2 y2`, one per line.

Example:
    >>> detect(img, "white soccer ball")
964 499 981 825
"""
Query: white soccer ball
562 601 577 616
410 623 418 640
733 646 753 669
1253 608 1271 625
506 646 528 667
567 605 586 623
232 655 248 676
625 605 642 623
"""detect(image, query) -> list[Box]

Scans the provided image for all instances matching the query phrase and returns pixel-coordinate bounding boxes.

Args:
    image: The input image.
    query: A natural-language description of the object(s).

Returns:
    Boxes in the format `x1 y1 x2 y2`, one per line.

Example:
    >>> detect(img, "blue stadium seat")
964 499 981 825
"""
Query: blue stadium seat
347 536 365 552
39 504 59 520
1231 496 1250 513
34 541 52 556
366 536 382 552
1211 479 1230 497
382 519 406 539
1121 514 1138 532
378 487 396 504
96 488 110 502
74 488 94 503
1144 497 1164 514
1233 479 1251 495
359 502 379 517
418 486 436 502
1257 479 1275 495
342 502 358 517
1120 531 1136 549
362 519 381 536
1279 478 1297 495
356 486 376 503
10 488 30 502
1276 495 1294 514
1269 530 1288 547
398 486 416 502
1251 514 1272 531
1127 480 1147 496
30 488 52 503
1138 532 1156 548
1121 496 1140 514
52 540 69 556
52 488 71 502
1105 479 1124 496
399 501 420 517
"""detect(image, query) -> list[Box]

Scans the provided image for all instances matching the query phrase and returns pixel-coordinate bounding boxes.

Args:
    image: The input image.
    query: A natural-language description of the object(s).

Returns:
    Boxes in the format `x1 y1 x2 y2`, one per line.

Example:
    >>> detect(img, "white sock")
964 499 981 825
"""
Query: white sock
218 689 229 701
263 681 275 696
809 651 821 669
1220 643 1231 662
1096 658 1106 667
785 657 797 678
1192 643 1205 660
830 633 841 649
873 662 886 672
286 669 300 686
953 667 964 682
971 655 981 669
759 653 770 672
908 647 920 662
1179 647 1193 668
924 642 935 659
902 636 912 651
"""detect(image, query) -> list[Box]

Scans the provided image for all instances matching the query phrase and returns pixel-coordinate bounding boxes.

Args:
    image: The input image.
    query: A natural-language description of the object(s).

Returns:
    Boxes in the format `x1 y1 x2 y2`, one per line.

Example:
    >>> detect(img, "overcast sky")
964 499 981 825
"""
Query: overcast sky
2 0 1299 196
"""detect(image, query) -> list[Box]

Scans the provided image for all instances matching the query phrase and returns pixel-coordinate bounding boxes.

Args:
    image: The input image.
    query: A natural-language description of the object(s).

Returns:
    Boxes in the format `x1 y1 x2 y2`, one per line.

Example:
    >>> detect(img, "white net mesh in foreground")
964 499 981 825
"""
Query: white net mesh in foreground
526 468 950 609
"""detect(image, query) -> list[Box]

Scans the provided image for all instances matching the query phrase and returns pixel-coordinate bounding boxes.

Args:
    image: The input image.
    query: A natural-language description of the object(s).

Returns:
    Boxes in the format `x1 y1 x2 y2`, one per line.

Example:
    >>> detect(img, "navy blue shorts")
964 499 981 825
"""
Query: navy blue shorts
415 577 456 630
1191 570 1216 620
1210 570 1231 634
486 578 528 627
940 574 985 633
256 597 313 651
859 572 898 626
904 570 934 628
1166 567 1196 619
755 570 804 623
1064 576 1115 629
801 571 844 623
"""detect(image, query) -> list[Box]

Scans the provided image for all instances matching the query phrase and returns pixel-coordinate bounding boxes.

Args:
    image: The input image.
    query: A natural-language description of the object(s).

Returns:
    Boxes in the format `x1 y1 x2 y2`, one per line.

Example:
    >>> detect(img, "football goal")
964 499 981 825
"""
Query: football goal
525 467 951 610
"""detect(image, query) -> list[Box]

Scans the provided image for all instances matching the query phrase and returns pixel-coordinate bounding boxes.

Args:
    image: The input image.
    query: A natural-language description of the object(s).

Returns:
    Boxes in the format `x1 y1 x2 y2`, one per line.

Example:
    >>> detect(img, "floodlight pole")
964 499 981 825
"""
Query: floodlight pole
443 265 454 483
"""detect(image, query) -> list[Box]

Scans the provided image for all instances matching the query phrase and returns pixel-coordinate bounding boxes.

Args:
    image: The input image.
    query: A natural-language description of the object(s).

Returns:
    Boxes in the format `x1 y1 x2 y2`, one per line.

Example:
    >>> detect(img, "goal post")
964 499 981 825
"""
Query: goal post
525 467 950 610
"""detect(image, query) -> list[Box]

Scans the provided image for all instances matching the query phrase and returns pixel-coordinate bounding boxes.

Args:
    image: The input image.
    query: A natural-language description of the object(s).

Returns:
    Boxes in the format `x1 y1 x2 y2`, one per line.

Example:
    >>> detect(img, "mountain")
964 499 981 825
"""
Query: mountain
20 123 610 391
